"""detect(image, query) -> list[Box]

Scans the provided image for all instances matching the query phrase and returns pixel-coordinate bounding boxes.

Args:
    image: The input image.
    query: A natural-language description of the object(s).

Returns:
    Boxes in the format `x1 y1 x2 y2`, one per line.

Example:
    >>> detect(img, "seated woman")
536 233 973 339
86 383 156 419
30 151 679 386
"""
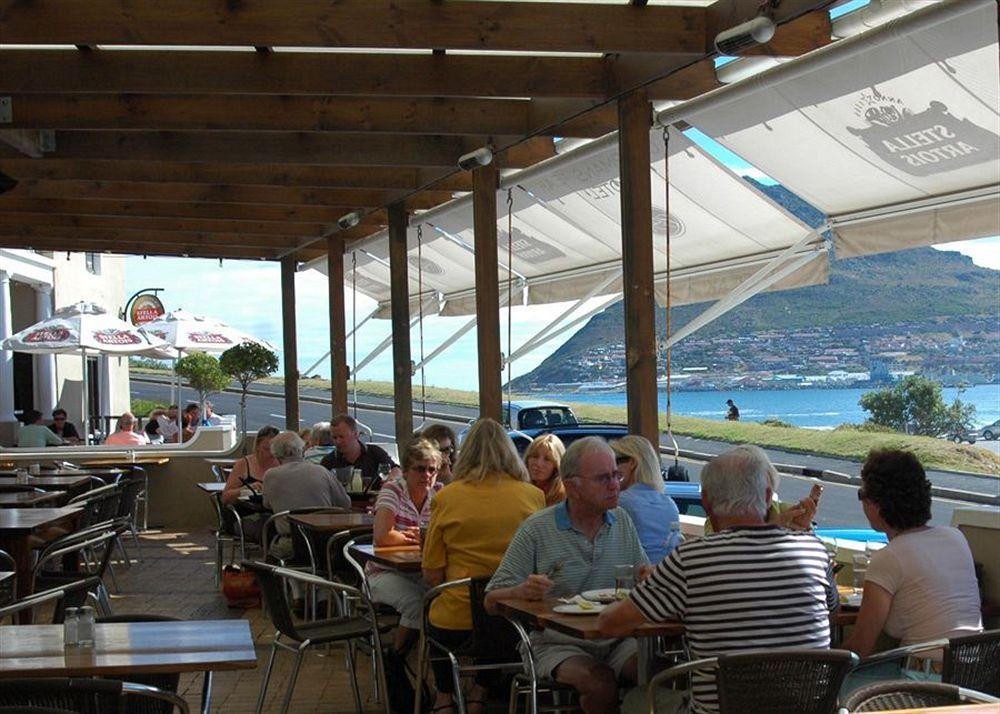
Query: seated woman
416 423 458 483
612 435 681 563
104 412 150 446
843 449 982 668
422 418 545 713
367 438 443 653
221 425 280 541
144 409 165 444
523 433 566 506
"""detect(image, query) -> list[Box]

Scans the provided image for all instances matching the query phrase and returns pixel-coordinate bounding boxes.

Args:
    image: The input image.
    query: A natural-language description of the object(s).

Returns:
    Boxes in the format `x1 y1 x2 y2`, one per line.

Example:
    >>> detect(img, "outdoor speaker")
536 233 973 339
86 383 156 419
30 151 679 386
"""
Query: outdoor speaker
714 16 776 56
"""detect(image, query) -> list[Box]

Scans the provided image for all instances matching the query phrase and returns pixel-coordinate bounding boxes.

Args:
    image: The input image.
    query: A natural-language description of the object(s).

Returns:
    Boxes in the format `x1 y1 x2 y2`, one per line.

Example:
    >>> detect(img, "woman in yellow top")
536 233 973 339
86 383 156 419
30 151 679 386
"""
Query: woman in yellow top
523 433 566 506
422 418 545 713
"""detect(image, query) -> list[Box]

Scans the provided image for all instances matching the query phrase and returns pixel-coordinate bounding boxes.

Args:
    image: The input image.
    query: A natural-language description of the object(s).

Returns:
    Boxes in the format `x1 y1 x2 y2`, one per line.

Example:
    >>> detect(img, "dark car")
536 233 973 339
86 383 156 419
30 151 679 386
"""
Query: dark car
977 419 1000 441
507 422 630 455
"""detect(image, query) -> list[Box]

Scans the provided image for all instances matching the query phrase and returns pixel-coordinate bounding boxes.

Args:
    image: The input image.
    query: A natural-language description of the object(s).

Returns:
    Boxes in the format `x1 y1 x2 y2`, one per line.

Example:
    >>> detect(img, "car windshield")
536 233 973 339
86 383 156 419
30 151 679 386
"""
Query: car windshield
518 407 576 429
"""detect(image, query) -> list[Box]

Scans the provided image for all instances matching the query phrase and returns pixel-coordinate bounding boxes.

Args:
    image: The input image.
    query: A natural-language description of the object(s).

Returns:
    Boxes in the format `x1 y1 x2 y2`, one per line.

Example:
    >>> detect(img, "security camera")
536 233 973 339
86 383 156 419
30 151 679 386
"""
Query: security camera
337 210 362 230
457 146 493 171
714 16 776 56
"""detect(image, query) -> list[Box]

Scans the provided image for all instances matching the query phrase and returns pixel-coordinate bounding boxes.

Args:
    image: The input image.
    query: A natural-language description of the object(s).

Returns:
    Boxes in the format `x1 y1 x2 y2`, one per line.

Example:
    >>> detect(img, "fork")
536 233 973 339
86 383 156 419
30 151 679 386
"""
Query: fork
546 562 563 578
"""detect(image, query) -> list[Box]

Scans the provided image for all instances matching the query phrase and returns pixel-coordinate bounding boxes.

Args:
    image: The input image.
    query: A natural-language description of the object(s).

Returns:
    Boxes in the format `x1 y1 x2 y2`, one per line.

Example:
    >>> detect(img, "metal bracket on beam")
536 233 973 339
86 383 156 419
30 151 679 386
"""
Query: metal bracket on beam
0 129 55 158
0 97 11 124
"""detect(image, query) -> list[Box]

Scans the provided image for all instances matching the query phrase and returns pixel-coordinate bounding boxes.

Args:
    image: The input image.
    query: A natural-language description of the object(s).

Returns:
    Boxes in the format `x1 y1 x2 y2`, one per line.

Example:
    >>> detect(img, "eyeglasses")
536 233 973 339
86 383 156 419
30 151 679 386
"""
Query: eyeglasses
857 489 866 501
53 417 66 422
571 471 623 487
614 455 632 465
411 464 438 475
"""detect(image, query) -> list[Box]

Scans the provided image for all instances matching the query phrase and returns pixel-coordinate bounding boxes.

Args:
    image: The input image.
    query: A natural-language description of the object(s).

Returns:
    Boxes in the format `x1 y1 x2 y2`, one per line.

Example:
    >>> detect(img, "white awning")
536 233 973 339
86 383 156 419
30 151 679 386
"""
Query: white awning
670 0 1000 258
305 127 825 318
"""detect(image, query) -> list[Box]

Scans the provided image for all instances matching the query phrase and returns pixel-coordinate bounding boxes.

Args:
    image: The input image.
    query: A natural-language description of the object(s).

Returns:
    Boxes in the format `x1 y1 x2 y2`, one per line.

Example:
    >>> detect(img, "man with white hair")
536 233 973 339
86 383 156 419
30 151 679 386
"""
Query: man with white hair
598 444 837 714
304 421 336 464
263 431 351 557
104 411 149 446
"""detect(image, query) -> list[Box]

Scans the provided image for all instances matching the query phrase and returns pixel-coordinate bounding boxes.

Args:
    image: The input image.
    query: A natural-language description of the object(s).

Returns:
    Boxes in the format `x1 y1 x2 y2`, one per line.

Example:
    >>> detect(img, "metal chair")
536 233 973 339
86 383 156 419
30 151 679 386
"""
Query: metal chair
505 617 580 714
0 577 104 625
415 577 524 714
0 678 189 714
852 628 1000 697
210 491 256 587
32 520 127 615
645 649 858 714
96 614 182 714
244 561 390 714
210 464 230 483
114 470 148 561
0 549 15 608
67 481 125 529
839 680 999 711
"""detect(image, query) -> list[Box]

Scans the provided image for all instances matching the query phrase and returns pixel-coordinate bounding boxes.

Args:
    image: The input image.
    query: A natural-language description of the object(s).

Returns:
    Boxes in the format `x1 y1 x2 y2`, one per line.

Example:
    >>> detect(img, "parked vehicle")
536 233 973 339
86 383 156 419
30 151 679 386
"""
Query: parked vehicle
944 430 978 444
977 419 1000 441
458 400 579 445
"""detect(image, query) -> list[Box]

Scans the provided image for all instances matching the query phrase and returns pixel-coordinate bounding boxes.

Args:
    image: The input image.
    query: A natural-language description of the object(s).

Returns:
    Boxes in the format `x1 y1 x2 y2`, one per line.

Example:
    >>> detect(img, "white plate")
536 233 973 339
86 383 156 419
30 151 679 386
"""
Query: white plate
581 588 629 603
553 602 606 615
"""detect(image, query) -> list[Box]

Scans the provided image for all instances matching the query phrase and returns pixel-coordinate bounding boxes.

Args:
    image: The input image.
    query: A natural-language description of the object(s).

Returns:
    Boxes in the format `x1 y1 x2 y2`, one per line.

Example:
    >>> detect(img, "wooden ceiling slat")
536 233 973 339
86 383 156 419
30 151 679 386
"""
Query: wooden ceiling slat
0 211 328 236
0 224 303 248
37 131 554 168
0 235 282 260
0 50 612 99
12 179 456 209
0 1 705 54
0 197 388 224
0 160 473 191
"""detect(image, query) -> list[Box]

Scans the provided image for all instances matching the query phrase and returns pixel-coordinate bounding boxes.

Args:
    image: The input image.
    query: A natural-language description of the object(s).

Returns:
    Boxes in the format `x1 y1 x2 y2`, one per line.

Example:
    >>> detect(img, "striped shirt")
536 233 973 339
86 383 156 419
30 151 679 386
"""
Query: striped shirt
367 477 442 576
630 525 837 714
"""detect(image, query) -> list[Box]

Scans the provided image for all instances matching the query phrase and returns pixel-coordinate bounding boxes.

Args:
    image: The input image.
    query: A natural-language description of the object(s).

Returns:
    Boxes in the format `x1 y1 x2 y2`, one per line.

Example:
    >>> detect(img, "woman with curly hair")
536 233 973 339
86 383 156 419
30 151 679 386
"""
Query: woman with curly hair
523 433 566 506
843 449 982 661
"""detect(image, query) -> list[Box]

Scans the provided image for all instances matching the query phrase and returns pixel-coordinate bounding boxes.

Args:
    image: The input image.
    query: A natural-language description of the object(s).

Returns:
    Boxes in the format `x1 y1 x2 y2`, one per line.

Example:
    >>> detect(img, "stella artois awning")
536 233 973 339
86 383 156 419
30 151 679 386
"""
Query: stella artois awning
669 0 1000 259
138 309 277 354
304 127 825 319
2 301 167 355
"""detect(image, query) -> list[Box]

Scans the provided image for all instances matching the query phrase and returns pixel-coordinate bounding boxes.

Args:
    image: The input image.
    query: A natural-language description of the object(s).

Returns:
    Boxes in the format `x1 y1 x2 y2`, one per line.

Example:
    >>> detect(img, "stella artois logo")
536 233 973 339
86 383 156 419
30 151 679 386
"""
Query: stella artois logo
93 329 142 346
500 226 567 264
148 329 168 340
130 294 165 326
847 89 999 177
651 208 686 239
408 256 445 276
189 332 233 345
24 327 70 343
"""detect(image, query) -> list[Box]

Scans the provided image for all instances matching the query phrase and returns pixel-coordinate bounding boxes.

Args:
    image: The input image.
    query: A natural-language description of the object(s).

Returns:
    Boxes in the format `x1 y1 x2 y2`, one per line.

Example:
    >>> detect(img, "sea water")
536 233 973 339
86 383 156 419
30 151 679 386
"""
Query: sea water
537 384 1000 429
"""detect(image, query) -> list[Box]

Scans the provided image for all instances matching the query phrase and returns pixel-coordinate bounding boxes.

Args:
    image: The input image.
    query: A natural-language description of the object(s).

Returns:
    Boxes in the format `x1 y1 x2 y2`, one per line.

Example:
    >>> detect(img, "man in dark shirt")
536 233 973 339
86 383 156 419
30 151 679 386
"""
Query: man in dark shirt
48 408 81 444
319 413 400 484
725 399 740 421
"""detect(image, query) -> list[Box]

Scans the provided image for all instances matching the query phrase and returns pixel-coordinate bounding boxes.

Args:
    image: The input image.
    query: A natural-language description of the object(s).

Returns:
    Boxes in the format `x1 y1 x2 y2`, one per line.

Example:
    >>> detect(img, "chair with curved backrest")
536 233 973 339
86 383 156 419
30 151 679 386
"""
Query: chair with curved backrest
852 629 1000 698
839 680 999 712
67 482 125 530
0 549 15 608
210 491 257 587
243 561 389 714
96 614 182 714
0 678 188 714
32 520 127 616
210 464 230 483
114 470 147 563
415 577 524 714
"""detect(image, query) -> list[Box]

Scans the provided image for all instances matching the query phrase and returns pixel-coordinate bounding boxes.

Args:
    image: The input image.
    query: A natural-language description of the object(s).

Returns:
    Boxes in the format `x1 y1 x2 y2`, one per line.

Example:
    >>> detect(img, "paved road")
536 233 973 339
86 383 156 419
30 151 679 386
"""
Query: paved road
133 379 997 529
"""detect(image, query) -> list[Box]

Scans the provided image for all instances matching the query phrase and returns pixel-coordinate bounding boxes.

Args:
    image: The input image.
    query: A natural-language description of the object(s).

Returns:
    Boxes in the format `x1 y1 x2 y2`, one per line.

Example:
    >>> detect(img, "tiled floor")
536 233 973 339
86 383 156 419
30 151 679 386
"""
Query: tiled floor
97 528 384 713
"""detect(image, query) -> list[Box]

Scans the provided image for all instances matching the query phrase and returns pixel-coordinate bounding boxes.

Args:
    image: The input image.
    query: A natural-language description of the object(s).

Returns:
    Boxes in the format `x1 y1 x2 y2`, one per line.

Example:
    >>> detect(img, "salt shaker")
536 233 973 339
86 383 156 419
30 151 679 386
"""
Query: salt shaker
63 607 80 647
28 463 41 476
77 606 96 647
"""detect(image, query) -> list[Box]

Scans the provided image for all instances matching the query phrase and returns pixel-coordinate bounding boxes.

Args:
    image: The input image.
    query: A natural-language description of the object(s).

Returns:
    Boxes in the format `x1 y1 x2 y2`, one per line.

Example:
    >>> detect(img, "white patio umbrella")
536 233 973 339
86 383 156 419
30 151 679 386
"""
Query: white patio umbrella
138 309 276 435
1 301 168 445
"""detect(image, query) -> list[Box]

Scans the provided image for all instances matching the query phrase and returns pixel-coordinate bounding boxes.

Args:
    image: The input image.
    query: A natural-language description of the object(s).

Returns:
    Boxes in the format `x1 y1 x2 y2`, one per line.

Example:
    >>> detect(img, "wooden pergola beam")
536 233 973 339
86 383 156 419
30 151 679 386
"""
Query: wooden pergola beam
11 179 456 210
37 131 555 168
0 235 281 260
0 2 705 54
0 224 303 249
0 211 327 237
0 94 613 138
0 160 473 191
0 197 389 225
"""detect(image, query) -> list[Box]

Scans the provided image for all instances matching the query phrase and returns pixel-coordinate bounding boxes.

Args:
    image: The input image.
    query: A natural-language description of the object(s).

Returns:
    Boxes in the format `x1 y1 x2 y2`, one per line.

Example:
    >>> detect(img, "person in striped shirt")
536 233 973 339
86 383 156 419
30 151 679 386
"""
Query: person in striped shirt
598 444 837 714
485 436 649 714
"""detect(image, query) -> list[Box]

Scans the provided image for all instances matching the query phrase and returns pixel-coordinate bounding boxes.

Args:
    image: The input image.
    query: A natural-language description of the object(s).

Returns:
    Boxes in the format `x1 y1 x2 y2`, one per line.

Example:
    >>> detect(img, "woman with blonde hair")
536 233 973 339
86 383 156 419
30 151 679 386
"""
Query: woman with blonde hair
523 433 566 506
422 418 544 712
612 435 682 563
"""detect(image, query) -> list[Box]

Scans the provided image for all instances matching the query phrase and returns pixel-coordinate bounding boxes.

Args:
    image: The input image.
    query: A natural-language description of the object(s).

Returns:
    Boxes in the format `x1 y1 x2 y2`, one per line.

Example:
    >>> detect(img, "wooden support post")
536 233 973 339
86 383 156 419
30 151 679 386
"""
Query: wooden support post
617 89 659 445
472 163 502 422
280 255 300 431
327 235 348 417
388 203 414 448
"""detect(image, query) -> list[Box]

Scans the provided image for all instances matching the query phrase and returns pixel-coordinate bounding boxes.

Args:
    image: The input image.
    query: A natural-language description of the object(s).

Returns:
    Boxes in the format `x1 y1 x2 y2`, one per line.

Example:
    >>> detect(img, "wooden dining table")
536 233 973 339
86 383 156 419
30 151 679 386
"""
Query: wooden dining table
0 475 95 497
0 618 257 714
0 506 82 622
348 543 422 572
196 482 227 493
289 512 374 534
0 490 65 508
0 468 124 480
875 706 1000 714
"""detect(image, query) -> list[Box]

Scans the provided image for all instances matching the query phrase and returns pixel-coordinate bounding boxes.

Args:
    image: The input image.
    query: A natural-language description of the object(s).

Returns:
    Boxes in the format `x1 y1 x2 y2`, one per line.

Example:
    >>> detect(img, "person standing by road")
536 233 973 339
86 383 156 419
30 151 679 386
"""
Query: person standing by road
725 399 740 421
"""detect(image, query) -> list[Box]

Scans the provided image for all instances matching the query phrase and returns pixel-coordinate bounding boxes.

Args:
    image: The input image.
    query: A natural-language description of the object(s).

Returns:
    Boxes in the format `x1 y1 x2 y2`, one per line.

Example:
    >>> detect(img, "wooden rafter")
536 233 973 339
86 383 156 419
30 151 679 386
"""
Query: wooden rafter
0 1 706 54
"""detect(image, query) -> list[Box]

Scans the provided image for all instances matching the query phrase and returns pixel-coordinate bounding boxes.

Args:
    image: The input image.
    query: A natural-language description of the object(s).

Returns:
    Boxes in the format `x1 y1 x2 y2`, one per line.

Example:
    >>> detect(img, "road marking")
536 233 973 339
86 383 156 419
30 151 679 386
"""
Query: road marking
269 413 285 419
372 432 396 440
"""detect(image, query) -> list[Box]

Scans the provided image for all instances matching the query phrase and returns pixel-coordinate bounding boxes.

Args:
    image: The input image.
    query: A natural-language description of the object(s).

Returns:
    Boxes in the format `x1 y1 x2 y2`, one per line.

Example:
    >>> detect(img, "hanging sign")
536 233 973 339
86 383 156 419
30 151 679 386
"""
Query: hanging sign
129 294 165 326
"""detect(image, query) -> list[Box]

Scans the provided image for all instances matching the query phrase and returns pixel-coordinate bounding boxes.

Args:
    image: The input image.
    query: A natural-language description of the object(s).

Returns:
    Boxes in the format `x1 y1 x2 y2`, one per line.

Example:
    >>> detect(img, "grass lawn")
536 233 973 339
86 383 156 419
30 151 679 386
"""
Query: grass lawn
130 368 1000 476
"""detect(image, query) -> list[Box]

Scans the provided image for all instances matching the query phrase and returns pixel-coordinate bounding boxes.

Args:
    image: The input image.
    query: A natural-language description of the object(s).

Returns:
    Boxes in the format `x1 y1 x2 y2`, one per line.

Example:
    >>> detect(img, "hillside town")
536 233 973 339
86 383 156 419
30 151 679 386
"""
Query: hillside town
529 315 999 392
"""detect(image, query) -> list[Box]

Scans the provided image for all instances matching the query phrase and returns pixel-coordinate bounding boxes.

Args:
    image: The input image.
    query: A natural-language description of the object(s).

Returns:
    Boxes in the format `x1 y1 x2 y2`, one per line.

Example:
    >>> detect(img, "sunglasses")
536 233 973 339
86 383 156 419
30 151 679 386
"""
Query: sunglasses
614 455 632 464
857 489 866 501
411 464 438 474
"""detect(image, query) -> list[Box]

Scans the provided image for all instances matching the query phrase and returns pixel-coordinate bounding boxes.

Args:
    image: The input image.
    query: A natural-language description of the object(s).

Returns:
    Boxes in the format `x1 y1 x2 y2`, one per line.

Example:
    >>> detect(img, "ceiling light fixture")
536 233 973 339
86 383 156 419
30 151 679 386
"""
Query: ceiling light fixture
714 16 776 56
457 146 494 171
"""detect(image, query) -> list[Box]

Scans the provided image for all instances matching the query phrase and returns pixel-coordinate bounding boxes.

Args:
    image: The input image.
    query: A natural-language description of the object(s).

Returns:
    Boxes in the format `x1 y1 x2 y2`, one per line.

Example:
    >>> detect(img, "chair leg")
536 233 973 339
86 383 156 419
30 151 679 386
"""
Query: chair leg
255 636 280 714
96 582 113 617
106 560 120 593
215 538 224 588
129 524 143 562
344 638 364 713
449 652 466 714
414 636 429 714
280 648 306 714
116 534 132 569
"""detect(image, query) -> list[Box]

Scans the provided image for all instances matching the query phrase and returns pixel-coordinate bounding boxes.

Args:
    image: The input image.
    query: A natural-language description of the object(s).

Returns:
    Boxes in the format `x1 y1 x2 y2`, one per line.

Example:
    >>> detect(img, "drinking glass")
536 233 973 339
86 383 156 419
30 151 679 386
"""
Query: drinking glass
852 552 869 589
614 564 635 595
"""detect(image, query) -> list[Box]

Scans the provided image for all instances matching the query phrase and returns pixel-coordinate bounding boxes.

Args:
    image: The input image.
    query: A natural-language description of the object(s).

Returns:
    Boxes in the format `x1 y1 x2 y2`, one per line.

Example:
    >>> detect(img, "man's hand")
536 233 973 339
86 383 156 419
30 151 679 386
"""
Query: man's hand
636 565 655 582
774 496 818 531
517 574 554 600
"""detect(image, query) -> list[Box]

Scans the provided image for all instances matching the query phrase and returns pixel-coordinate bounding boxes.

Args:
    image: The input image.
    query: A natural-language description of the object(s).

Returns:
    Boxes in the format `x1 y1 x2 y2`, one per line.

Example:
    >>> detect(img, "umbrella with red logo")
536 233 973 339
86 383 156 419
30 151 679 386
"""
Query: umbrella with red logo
2 301 168 445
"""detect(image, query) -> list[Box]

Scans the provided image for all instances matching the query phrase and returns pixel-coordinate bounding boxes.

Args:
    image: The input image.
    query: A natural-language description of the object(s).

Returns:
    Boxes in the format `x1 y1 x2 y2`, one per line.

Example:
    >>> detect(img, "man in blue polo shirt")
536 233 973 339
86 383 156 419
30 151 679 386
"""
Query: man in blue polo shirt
485 436 648 714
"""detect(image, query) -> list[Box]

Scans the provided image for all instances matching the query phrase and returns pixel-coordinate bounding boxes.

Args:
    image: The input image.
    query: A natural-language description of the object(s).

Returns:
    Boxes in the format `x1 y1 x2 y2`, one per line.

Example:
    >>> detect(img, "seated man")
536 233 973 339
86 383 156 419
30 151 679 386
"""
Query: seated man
319 413 400 484
48 408 81 444
182 403 201 441
105 411 150 446
17 409 64 447
484 436 648 714
157 404 180 443
201 401 223 426
304 421 336 464
263 430 352 559
598 444 838 714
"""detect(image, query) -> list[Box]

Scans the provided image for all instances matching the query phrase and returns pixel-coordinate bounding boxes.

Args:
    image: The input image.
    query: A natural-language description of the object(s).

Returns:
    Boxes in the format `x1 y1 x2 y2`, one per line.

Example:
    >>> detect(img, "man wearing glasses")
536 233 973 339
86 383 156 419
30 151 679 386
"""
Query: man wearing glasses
485 436 648 714
47 408 81 444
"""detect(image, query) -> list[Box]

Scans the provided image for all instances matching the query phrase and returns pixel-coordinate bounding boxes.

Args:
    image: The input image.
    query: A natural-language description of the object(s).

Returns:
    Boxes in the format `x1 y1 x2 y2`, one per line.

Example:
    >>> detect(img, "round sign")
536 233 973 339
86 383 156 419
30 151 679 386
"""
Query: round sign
130 294 164 326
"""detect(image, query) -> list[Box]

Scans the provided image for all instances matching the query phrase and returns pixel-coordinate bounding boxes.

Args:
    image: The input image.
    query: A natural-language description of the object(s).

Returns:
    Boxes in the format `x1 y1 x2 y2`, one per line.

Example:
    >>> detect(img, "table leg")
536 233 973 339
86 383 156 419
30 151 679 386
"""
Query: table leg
0 536 33 624
201 671 214 714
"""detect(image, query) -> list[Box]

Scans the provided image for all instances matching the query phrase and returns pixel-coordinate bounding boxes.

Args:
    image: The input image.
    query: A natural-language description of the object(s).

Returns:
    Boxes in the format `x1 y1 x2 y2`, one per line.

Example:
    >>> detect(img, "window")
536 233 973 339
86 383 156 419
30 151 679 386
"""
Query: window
85 252 101 275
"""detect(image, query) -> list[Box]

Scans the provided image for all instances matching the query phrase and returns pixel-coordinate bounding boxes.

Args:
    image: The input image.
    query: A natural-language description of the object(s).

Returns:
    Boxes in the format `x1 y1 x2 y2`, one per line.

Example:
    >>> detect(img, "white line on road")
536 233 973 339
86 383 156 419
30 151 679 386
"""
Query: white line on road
269 414 285 419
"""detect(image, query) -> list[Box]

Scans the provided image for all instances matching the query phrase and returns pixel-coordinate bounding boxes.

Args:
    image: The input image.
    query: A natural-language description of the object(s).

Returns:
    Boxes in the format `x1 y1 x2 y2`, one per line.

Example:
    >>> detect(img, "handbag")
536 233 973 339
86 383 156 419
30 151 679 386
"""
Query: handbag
221 564 260 608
